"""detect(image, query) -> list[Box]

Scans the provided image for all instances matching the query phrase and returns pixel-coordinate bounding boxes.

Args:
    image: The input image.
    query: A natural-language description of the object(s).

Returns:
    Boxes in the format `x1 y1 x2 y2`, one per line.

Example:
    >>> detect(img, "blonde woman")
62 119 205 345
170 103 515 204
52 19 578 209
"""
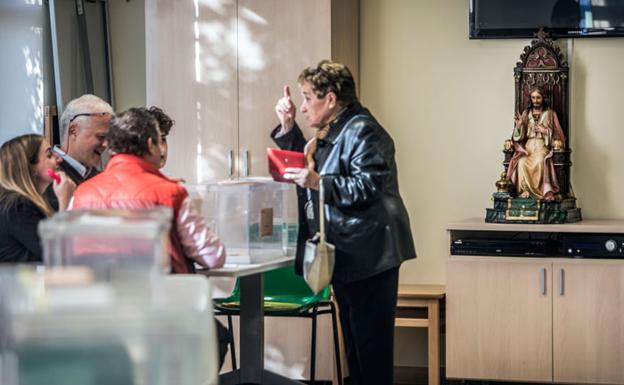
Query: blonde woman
0 134 75 262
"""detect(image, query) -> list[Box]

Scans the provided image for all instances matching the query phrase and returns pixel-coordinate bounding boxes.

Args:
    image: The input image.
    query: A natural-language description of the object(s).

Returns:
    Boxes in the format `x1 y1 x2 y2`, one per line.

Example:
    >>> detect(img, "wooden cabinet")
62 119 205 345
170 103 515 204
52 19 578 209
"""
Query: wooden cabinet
237 0 358 178
146 0 239 181
553 261 624 384
146 0 358 183
447 257 552 382
145 2 357 381
446 219 624 384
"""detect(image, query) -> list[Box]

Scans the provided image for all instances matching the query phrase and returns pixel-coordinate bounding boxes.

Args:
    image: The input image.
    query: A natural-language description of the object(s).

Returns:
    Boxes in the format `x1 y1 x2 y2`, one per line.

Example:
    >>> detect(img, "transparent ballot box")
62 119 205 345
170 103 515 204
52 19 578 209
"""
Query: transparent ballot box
0 266 219 385
38 208 172 275
186 178 297 264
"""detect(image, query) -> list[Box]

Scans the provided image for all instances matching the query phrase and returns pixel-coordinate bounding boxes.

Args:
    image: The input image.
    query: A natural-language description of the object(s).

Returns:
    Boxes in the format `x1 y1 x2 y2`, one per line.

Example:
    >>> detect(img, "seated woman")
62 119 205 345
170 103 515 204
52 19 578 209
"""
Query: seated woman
0 134 75 263
507 86 565 201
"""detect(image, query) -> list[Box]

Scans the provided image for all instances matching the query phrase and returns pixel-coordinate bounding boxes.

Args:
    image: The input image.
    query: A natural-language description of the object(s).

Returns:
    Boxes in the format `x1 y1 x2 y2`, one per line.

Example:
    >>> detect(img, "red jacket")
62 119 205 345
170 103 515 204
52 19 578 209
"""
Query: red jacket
72 154 197 273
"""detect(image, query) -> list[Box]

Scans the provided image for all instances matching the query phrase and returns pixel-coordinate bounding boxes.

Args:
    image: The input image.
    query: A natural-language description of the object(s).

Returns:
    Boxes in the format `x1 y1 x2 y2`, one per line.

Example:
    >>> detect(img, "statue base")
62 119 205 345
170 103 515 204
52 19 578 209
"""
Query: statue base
485 194 582 224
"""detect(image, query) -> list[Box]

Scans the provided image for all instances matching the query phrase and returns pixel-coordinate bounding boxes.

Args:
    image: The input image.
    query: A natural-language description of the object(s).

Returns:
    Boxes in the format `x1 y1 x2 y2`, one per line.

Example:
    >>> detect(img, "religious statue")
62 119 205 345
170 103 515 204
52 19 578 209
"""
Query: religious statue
485 30 581 223
507 86 565 201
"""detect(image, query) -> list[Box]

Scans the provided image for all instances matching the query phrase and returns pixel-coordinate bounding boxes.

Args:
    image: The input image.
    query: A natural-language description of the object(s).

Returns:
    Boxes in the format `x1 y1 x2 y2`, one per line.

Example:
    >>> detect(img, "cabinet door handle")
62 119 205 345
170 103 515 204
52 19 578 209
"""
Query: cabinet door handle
540 267 547 295
227 150 234 177
242 149 249 177
559 268 565 296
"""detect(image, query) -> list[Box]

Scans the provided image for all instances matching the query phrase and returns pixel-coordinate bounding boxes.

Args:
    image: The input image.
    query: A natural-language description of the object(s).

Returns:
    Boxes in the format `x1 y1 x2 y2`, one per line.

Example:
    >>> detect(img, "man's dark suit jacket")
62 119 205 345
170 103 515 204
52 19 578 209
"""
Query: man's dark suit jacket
44 158 99 211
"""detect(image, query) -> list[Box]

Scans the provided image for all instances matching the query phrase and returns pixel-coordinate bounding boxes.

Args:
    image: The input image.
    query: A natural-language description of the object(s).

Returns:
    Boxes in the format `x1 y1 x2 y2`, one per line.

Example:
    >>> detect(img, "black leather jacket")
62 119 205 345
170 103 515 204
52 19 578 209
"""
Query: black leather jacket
272 102 416 283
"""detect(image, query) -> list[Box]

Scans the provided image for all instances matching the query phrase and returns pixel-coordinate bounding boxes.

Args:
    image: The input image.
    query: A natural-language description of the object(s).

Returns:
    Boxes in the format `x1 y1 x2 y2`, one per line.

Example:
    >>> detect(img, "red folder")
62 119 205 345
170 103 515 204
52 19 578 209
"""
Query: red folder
267 148 305 183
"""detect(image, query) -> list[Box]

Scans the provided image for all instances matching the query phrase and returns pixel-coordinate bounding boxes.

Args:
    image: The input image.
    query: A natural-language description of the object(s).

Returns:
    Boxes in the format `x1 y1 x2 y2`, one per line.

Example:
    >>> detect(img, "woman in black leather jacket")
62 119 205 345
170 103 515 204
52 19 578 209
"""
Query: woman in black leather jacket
271 60 416 385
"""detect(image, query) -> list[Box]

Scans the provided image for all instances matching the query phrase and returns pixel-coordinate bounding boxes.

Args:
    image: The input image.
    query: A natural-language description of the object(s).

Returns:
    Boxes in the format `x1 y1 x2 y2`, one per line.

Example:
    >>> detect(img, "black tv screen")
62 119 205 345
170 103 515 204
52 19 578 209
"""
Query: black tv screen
470 0 624 39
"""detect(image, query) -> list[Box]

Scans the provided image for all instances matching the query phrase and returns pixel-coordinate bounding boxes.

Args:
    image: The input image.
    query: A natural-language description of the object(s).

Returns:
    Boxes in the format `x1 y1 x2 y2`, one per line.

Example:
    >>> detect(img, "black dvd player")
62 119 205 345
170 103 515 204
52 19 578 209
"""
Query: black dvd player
451 239 558 257
561 234 624 258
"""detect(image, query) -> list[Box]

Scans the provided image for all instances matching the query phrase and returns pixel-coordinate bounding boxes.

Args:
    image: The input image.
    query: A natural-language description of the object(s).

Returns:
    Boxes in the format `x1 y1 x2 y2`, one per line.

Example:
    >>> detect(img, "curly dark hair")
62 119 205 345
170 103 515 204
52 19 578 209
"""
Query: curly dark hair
148 106 174 136
107 108 159 156
298 60 358 106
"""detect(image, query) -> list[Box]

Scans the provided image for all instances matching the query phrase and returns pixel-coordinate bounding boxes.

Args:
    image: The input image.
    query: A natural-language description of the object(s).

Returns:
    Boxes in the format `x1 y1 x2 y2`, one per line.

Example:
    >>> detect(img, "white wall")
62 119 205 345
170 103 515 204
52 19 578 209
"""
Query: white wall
570 39 624 218
0 0 53 144
109 0 146 111
0 0 140 145
360 0 624 368
360 0 624 286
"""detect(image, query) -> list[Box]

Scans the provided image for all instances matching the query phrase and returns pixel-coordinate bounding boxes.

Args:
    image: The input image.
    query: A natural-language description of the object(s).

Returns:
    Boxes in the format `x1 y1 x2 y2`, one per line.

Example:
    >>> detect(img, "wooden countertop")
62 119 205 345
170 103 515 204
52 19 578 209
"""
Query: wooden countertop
398 284 445 299
448 218 624 233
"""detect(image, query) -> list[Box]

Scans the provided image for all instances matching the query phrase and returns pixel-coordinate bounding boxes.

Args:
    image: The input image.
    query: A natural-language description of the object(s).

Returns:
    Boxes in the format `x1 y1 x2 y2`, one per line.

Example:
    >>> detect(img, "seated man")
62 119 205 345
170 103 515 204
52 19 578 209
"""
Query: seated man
71 107 225 273
46 94 113 210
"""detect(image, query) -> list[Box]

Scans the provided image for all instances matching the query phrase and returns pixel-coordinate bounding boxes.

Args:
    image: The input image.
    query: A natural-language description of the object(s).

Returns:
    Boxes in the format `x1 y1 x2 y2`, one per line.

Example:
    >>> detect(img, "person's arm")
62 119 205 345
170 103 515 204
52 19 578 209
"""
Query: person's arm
176 196 226 269
44 184 59 211
271 84 307 152
10 199 46 262
512 111 527 142
321 121 392 209
271 122 307 152
52 171 77 211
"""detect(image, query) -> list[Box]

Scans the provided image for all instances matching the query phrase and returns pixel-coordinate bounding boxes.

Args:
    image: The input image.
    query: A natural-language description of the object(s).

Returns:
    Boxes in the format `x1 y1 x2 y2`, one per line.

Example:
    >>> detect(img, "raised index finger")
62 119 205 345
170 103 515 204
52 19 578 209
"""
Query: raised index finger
283 85 291 99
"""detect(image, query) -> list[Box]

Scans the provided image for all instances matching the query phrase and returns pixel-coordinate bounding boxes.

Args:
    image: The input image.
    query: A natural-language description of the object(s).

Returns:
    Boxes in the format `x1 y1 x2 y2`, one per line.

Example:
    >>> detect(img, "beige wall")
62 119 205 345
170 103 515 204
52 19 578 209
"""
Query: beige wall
109 0 146 111
361 0 624 286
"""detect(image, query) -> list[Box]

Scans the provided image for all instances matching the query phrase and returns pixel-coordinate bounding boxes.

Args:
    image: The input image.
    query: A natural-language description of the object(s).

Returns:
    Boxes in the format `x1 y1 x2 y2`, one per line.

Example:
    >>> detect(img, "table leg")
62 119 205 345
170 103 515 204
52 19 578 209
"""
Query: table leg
427 300 440 385
239 273 264 383
220 273 305 385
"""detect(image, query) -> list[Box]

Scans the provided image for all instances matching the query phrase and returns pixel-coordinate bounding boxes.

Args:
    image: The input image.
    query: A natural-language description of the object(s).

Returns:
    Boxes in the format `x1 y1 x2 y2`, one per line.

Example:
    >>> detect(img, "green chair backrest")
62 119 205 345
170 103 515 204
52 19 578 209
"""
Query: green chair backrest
225 266 330 310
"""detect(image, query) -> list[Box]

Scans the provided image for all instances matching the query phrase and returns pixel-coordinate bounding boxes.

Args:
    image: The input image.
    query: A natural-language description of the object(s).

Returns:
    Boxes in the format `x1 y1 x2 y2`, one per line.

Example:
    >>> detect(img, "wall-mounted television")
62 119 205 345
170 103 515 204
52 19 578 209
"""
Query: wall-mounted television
470 0 624 39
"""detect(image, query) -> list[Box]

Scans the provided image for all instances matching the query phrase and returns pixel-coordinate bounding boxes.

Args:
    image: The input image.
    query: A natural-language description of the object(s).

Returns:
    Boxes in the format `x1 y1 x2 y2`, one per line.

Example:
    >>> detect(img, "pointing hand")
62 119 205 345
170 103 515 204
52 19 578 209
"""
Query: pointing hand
275 85 296 134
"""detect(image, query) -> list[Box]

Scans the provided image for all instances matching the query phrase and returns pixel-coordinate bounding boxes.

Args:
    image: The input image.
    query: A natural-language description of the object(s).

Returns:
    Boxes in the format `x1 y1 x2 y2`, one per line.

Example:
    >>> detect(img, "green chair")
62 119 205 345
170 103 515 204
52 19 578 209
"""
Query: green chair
214 266 342 385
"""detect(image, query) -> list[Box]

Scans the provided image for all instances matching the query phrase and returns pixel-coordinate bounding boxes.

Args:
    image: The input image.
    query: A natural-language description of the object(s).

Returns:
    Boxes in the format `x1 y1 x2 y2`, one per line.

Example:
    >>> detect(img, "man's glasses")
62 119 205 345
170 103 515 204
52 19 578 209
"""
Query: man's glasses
69 112 110 123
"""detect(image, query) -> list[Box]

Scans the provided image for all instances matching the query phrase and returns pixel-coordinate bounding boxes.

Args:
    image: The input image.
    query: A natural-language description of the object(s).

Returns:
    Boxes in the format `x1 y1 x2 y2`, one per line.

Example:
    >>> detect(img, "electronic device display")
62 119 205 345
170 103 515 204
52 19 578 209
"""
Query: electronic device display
470 0 624 39
451 239 557 257
561 234 624 258
451 231 624 259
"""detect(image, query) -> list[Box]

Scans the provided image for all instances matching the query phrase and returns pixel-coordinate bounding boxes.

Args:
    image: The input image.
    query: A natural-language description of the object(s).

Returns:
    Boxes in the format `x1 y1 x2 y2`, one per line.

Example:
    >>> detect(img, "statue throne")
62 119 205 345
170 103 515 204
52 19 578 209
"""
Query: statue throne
486 30 581 224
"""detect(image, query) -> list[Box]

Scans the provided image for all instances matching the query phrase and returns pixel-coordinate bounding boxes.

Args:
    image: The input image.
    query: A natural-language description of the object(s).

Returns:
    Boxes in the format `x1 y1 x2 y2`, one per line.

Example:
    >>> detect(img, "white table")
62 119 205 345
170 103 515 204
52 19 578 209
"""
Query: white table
198 256 304 385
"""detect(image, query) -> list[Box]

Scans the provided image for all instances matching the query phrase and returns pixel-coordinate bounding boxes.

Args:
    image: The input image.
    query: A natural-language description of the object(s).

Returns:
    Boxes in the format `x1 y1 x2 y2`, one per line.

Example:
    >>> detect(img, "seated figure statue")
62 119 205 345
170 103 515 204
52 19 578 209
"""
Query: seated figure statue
486 30 581 223
506 86 565 201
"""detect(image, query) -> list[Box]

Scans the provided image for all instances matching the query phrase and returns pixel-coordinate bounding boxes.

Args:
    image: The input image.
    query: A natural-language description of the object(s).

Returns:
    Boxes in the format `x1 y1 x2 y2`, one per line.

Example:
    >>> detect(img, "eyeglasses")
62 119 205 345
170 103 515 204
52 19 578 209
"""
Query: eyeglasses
69 112 110 123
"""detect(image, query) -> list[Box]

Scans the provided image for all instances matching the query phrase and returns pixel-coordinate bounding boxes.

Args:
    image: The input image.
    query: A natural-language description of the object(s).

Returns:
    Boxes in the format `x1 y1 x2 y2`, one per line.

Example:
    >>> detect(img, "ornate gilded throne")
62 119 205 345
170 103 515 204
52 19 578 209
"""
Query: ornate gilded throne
486 30 581 224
